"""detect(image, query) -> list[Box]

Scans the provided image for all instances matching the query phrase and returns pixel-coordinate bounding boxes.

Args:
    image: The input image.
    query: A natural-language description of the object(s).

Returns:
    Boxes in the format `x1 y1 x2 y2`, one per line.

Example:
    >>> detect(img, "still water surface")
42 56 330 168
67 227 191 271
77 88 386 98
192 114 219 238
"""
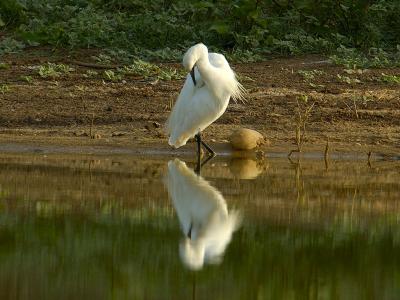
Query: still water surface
0 154 399 299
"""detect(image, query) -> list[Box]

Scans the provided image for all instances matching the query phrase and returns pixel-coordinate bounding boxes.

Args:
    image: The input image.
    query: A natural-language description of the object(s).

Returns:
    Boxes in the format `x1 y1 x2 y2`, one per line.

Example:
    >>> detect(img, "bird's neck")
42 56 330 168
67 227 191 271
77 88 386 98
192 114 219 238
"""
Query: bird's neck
195 56 212 80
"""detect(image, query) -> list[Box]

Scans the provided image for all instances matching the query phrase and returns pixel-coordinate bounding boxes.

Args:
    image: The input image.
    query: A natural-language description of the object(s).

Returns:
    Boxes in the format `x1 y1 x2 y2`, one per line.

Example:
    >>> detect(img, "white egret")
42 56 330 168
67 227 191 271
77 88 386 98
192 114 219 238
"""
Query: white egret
165 159 241 271
166 43 245 158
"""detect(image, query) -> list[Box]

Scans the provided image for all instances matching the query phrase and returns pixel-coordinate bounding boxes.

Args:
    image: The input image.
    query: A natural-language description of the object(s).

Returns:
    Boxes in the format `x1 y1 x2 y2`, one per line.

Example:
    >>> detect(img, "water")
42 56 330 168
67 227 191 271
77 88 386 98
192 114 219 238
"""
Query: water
0 153 399 300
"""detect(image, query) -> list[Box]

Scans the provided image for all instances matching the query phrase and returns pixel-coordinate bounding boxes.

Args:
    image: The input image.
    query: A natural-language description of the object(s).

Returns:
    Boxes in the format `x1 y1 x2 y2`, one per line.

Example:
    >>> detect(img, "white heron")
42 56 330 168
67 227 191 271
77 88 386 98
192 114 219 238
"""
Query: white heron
165 158 241 271
165 43 245 159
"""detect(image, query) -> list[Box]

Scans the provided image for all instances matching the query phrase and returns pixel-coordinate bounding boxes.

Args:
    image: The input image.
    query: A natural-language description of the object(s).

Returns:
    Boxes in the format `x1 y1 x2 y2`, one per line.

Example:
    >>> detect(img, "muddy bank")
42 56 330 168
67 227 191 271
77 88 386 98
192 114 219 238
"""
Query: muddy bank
0 49 399 156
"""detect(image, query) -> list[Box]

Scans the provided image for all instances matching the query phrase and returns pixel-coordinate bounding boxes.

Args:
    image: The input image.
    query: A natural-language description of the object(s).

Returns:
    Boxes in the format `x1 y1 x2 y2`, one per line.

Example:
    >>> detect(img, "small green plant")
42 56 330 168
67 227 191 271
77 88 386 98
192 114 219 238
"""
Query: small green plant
0 37 24 55
380 73 400 84
309 82 325 89
121 60 158 77
288 95 315 157
0 63 10 69
330 46 400 69
121 60 185 80
103 70 123 82
21 75 33 83
83 70 98 78
297 69 326 81
38 63 74 79
0 84 10 94
91 53 113 64
337 74 361 84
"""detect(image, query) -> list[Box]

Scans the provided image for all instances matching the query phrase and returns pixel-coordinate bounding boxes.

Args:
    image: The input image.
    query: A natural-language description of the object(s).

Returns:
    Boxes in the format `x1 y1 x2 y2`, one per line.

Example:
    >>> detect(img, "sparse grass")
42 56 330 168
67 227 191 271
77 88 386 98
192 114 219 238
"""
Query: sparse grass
103 70 123 82
330 46 400 69
20 75 33 83
38 63 74 79
0 63 10 69
297 69 326 81
309 82 325 89
91 53 113 64
0 37 24 56
83 70 98 78
0 84 10 94
288 95 315 157
337 74 361 84
121 60 185 80
380 73 400 84
97 60 185 82
298 70 326 89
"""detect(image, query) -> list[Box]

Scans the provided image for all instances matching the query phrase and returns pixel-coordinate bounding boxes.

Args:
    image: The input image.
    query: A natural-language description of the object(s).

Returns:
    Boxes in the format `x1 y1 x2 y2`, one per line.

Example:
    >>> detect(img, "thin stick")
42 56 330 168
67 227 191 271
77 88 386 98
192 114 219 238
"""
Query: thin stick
367 151 372 168
90 113 94 139
324 137 330 170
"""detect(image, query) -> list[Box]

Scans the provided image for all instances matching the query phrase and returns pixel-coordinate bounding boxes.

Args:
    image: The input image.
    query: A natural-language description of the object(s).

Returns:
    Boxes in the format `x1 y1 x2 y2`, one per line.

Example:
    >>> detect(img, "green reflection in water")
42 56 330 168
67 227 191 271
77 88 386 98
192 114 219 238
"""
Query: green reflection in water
0 154 398 300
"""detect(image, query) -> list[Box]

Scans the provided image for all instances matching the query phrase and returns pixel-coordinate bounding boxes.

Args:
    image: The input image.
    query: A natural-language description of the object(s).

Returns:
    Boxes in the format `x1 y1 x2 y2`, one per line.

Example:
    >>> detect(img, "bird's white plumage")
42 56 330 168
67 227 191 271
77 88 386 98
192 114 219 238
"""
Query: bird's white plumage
165 159 241 270
166 43 245 148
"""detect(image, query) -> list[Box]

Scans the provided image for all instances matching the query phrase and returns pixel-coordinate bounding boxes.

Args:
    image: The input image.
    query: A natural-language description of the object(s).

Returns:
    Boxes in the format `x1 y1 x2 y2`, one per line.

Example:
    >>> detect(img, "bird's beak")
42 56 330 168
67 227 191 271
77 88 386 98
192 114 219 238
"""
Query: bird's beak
190 66 196 86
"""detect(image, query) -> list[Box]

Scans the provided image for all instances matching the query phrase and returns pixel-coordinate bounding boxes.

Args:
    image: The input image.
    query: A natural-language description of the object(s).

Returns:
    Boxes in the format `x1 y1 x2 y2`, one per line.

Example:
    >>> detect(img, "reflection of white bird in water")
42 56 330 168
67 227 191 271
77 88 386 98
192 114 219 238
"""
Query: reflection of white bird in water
165 159 241 271
166 43 245 158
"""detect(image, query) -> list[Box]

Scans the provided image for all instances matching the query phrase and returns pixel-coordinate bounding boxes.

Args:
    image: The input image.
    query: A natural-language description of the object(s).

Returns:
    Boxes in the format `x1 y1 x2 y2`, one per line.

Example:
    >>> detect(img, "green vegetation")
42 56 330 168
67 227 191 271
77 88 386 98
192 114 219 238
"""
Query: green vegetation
0 36 24 55
380 73 400 84
0 62 10 69
103 69 123 82
337 73 361 84
37 63 74 78
101 60 186 82
0 84 10 93
0 214 398 299
289 94 315 157
329 46 400 69
121 60 185 80
297 69 326 81
20 75 32 82
0 0 399 63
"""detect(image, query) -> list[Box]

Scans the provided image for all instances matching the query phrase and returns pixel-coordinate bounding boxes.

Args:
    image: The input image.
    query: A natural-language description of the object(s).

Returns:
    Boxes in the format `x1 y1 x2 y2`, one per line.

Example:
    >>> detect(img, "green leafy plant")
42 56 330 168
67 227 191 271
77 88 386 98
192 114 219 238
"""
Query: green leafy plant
330 46 400 69
103 70 123 82
21 75 33 83
380 73 400 84
0 63 10 69
0 37 24 55
121 60 185 80
298 69 326 81
38 63 74 79
83 70 98 78
337 74 361 84
1 1 400 61
0 84 10 94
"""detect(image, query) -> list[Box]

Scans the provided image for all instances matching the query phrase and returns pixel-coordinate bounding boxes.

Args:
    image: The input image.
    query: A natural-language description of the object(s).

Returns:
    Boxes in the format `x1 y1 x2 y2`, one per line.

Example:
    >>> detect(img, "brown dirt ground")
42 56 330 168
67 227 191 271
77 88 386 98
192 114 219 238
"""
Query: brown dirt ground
0 48 399 157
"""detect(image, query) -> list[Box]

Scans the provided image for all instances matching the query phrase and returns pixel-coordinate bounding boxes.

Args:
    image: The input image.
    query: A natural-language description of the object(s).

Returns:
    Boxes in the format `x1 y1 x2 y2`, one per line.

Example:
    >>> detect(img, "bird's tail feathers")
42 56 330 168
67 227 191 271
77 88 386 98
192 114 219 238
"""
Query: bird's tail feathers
231 75 248 104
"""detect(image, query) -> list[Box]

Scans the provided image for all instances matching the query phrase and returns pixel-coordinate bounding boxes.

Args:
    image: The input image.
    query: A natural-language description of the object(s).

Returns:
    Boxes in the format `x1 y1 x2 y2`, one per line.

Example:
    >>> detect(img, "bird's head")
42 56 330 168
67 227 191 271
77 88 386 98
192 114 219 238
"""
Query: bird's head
182 43 208 85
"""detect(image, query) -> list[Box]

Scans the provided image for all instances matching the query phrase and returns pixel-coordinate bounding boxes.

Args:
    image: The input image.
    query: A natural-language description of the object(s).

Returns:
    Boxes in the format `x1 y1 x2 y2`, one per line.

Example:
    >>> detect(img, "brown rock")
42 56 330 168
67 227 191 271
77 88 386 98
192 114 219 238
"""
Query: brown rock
229 128 267 150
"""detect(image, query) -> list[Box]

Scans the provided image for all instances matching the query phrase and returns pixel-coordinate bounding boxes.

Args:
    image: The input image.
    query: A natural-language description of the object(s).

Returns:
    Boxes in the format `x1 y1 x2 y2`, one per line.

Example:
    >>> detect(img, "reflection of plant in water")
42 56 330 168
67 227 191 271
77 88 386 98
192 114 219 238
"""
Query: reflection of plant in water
288 158 307 206
0 213 398 299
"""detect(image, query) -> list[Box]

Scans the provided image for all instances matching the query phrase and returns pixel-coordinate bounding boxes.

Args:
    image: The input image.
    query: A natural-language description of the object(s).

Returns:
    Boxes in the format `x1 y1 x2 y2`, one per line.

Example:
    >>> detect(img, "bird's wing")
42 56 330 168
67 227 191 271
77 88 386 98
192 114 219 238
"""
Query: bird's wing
167 86 227 147
208 53 230 69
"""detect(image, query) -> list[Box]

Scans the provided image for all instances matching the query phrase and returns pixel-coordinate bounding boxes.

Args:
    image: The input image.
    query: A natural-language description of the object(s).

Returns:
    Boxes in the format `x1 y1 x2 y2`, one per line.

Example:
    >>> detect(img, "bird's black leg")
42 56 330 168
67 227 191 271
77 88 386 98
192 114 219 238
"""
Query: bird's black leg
201 140 216 157
196 132 215 157
200 154 214 169
194 132 215 174
195 134 201 174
